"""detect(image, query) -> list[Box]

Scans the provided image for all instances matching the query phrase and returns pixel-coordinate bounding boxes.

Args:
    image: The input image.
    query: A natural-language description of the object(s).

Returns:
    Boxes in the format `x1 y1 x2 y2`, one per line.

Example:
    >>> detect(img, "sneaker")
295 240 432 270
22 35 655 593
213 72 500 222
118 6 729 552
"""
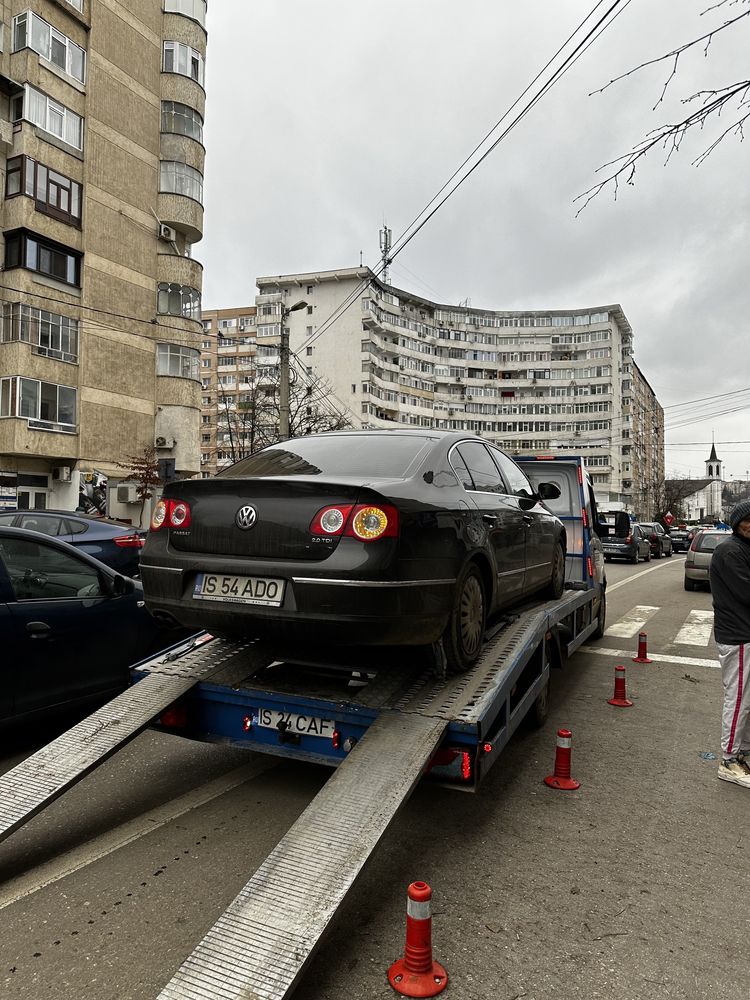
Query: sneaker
717 758 750 787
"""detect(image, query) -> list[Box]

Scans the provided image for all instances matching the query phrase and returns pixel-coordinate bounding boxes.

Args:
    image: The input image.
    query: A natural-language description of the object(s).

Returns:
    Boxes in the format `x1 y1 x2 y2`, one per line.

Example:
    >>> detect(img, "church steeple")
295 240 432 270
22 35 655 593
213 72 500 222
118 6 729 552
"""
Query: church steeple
706 441 722 480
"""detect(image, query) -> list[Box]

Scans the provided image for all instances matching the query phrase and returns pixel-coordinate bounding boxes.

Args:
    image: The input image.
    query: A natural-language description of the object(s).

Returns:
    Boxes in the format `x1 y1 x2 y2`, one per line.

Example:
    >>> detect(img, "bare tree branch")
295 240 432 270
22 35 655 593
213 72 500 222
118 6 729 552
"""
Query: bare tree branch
577 3 749 210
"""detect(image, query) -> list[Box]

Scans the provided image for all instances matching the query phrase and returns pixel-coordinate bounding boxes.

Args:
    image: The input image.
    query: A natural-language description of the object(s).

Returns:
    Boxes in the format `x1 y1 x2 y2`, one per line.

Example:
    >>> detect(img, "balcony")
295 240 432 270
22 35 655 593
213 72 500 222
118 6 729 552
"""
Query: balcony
157 192 203 243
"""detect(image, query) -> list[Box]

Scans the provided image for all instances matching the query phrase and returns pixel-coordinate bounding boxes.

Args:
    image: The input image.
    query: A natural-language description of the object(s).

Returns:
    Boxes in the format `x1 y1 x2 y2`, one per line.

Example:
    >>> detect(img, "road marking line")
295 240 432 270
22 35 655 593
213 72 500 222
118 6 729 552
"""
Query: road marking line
582 645 718 669
674 610 715 646
607 560 680 594
0 758 277 912
604 605 660 638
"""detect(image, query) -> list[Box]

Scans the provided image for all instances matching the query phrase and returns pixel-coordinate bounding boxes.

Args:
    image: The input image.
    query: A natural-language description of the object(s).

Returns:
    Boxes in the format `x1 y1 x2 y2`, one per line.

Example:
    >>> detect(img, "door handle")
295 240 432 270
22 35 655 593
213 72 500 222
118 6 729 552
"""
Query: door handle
522 515 534 525
482 514 499 524
26 621 51 639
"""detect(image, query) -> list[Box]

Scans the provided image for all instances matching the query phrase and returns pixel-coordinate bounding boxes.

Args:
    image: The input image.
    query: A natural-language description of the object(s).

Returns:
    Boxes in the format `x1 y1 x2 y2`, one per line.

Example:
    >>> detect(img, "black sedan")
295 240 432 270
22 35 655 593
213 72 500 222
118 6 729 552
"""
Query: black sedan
0 526 185 731
638 521 673 558
140 430 566 673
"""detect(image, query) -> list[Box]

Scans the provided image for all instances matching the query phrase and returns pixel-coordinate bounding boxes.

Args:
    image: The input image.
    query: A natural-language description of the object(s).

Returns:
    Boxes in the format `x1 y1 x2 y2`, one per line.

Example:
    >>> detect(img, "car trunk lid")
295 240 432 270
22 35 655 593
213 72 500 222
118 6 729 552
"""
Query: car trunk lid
163 478 370 560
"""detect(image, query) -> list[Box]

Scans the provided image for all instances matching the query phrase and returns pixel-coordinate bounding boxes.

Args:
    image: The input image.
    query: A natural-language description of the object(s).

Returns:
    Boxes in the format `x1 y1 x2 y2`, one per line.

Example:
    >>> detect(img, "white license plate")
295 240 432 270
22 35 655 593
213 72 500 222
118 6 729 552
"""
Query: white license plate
255 708 336 738
193 573 285 606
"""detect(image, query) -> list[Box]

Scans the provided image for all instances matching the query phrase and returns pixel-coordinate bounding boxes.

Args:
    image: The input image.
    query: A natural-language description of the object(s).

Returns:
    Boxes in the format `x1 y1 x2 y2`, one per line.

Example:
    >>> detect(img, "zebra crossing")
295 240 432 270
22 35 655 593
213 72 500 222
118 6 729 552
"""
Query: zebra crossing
583 603 718 668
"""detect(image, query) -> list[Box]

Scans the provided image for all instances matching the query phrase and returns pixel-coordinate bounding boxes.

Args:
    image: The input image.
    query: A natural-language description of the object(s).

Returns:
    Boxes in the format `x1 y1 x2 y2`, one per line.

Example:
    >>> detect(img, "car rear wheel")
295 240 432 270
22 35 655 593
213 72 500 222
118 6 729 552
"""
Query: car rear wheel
666 547 673 558
630 551 639 564
653 547 662 559
592 590 606 640
644 549 651 562
544 541 566 599
684 578 696 591
443 563 486 674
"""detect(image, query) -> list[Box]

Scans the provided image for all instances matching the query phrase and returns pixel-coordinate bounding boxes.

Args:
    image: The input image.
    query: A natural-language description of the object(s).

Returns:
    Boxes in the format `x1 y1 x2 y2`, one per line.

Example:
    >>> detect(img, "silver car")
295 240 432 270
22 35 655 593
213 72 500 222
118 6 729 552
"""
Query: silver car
684 529 731 590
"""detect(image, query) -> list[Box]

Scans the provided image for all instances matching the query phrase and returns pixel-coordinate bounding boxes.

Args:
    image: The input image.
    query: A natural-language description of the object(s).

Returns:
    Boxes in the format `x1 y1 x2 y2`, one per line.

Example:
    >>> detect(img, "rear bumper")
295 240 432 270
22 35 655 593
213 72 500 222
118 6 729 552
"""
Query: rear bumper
684 564 709 583
140 563 455 646
601 543 638 560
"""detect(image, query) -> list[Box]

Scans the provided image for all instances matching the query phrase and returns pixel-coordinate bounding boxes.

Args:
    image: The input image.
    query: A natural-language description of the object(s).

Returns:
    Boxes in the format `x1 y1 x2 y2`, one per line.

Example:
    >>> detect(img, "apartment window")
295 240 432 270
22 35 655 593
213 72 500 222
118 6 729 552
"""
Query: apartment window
10 85 83 150
13 12 86 84
163 40 205 87
65 0 84 10
159 161 203 203
1 302 79 363
0 376 76 430
161 101 203 142
164 0 207 27
157 281 201 319
5 155 82 227
156 343 200 380
4 229 81 287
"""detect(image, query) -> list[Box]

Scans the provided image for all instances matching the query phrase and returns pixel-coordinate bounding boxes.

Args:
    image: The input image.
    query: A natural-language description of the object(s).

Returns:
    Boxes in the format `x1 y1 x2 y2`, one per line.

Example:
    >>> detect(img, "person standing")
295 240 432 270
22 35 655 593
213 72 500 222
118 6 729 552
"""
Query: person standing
710 499 750 787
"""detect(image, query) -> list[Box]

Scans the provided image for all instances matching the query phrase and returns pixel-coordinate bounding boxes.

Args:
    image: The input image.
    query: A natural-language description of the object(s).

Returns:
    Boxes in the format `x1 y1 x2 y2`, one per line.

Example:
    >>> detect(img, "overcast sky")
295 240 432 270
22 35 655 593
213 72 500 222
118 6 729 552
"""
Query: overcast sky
199 0 749 482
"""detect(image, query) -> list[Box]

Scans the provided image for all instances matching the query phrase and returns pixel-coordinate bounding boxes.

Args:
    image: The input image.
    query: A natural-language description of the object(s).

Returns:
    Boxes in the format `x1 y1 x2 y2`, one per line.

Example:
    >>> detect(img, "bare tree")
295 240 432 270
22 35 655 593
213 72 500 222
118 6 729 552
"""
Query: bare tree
116 445 162 527
645 475 705 523
214 358 351 465
576 0 750 212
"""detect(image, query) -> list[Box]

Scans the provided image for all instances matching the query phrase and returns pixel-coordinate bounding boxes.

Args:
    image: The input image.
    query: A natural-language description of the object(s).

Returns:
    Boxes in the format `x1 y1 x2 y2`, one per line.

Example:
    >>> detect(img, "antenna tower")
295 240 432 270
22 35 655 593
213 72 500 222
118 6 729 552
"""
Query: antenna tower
379 225 392 285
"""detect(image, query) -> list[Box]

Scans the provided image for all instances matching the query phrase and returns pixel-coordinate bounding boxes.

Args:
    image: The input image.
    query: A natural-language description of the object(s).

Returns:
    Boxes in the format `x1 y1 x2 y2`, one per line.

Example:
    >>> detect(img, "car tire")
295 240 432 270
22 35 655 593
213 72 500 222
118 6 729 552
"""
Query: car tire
666 547 673 558
443 563 486 675
526 674 551 729
684 578 696 591
653 547 662 559
630 552 639 564
592 590 607 640
645 549 651 562
544 541 566 599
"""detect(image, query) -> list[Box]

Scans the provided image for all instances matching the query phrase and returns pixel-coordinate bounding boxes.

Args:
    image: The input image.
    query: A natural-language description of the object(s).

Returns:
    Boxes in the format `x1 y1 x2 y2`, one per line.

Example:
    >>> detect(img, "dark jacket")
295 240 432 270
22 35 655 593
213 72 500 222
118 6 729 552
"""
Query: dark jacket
710 533 750 644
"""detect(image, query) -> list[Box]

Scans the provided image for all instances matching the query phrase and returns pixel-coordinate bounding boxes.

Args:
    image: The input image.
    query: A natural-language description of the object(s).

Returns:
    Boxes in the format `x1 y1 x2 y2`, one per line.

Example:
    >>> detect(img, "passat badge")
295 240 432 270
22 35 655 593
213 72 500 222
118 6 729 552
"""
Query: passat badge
235 505 257 530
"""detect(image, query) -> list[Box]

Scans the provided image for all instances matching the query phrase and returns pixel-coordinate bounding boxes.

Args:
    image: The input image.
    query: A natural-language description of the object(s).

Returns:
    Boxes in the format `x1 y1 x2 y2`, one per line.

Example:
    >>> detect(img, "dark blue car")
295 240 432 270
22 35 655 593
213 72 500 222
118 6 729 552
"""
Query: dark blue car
0 526 184 730
0 510 145 576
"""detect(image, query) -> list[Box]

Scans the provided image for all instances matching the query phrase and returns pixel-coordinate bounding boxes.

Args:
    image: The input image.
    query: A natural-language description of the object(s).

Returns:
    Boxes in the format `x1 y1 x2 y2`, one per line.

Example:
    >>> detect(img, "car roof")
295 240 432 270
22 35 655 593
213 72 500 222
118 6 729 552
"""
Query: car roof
25 510 141 530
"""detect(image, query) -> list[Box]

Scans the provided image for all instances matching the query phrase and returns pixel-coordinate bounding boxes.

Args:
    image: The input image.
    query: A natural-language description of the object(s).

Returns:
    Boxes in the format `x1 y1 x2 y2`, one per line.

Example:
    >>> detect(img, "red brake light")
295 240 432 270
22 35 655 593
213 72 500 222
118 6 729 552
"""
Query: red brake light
113 534 145 548
150 498 191 531
310 503 399 541
625 534 632 544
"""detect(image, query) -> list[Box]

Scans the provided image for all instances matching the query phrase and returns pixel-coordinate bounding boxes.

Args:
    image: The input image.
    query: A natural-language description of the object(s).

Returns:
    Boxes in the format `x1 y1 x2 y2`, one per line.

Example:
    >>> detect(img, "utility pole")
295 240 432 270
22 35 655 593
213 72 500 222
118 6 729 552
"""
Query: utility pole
379 225 392 285
278 299 308 441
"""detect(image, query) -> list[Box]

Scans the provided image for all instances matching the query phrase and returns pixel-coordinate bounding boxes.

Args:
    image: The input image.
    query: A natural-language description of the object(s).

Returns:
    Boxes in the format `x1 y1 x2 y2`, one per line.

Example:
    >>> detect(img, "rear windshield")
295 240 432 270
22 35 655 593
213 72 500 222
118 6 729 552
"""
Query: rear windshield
695 533 727 552
218 435 432 479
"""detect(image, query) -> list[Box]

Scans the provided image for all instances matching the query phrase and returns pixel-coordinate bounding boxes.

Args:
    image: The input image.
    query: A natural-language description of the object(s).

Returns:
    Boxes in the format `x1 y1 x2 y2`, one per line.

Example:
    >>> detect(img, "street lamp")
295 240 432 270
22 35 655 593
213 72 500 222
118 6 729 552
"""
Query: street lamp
278 299 307 441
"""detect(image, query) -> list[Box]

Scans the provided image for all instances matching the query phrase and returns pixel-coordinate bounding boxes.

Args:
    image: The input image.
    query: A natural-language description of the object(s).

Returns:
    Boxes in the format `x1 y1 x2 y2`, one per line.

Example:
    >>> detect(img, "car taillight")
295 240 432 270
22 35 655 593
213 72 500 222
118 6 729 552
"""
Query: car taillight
309 503 399 541
150 498 192 531
113 534 145 548
625 534 632 544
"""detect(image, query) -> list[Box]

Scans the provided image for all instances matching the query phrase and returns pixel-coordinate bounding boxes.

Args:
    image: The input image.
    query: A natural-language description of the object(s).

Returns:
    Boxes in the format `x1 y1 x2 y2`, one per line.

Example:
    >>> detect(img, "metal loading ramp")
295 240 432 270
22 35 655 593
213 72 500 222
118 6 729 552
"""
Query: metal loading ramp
158 711 447 1000
0 637 267 846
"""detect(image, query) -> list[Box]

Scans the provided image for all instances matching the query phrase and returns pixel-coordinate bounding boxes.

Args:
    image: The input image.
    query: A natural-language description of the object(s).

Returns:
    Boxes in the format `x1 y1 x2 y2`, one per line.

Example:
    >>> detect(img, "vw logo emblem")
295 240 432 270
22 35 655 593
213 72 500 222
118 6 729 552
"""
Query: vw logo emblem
235 505 257 530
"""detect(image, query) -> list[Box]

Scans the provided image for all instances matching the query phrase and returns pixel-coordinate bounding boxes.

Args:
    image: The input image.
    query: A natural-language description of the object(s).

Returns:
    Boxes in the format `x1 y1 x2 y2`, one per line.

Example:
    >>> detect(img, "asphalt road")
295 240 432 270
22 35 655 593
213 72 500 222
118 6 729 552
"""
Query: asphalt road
1 553 746 1000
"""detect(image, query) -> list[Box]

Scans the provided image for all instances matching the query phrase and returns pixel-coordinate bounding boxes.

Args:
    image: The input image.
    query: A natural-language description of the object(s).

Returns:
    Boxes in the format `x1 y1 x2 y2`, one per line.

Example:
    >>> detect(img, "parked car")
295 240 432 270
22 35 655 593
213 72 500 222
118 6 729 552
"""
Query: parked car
0 526 188 731
638 521 673 558
0 510 145 576
141 430 567 673
669 527 691 553
600 521 652 564
684 528 731 590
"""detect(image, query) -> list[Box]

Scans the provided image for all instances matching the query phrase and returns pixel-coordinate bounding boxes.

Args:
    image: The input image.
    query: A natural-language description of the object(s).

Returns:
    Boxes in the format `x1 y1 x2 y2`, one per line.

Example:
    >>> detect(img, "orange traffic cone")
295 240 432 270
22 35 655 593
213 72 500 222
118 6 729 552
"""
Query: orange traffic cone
388 882 447 997
544 728 581 790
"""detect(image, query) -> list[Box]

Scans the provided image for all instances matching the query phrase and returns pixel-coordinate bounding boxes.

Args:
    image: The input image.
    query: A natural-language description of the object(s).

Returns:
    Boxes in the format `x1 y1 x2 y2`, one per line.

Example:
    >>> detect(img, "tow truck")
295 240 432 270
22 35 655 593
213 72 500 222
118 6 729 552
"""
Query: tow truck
0 455 606 1000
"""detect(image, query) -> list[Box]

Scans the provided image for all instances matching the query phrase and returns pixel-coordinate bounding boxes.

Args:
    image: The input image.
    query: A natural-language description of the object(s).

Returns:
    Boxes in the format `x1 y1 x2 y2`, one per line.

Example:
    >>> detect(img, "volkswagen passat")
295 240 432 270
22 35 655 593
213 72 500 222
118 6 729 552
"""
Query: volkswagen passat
140 431 566 673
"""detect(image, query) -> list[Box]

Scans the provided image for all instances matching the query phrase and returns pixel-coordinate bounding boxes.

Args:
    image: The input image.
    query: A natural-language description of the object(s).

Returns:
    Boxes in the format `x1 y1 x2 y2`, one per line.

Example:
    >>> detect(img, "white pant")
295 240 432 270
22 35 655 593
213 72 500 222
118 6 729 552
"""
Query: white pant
717 642 750 760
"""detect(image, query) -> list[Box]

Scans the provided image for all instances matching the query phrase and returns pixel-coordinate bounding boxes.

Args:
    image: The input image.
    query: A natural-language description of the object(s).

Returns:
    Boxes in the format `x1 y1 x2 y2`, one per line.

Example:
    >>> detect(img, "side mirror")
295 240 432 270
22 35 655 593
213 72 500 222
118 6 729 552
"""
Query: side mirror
109 574 135 597
537 482 561 501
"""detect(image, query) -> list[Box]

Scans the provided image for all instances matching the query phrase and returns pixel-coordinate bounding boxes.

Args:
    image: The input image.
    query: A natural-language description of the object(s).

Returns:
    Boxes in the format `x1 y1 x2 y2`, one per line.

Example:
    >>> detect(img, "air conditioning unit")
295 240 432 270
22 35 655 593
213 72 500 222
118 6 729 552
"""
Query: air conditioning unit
155 435 176 449
52 465 73 482
159 224 177 242
117 484 139 504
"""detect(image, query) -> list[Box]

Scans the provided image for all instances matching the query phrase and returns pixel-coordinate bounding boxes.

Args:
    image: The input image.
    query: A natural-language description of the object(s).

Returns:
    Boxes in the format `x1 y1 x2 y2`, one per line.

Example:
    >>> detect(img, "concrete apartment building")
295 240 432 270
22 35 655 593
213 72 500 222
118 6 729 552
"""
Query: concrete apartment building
243 267 663 514
0 0 207 516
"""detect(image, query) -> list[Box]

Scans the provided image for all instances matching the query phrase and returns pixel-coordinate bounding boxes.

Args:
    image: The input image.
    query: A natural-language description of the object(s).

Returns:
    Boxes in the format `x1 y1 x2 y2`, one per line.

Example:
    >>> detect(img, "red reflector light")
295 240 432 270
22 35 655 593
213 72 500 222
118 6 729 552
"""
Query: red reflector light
159 704 188 729
113 534 145 548
332 729 341 749
586 556 593 579
581 507 588 528
460 751 472 781
242 715 253 732
577 465 583 484
482 742 492 754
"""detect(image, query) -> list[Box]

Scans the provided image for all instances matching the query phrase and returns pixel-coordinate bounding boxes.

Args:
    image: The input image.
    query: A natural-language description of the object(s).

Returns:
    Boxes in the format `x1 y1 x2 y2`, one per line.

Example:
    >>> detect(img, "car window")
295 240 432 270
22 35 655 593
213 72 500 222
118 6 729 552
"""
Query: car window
490 448 533 497
65 519 89 535
449 449 474 490
0 536 105 600
695 533 726 552
18 514 64 536
220 435 432 479
453 442 507 494
0 513 17 525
